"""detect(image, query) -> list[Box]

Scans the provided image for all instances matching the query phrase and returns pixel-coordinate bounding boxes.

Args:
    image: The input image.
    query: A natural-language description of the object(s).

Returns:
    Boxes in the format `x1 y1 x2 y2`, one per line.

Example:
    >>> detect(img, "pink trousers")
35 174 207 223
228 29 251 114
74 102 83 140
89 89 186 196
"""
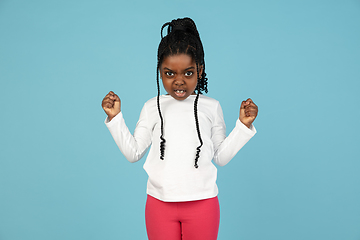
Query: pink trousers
145 195 220 240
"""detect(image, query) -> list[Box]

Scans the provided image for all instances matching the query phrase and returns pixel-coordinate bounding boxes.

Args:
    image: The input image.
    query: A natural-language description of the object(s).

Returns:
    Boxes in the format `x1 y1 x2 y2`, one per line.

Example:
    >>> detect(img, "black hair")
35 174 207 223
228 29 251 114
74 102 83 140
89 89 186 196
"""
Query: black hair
156 17 208 168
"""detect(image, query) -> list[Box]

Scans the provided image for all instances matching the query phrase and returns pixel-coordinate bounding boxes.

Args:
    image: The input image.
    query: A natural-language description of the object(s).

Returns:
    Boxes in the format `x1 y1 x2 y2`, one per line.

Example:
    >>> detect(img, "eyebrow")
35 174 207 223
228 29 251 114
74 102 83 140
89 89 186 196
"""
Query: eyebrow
163 66 195 71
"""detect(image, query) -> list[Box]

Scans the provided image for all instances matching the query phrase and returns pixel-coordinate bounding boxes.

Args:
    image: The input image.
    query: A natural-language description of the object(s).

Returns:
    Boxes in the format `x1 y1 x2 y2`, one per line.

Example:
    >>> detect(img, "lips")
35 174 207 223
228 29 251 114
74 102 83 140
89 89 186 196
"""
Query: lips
174 89 186 97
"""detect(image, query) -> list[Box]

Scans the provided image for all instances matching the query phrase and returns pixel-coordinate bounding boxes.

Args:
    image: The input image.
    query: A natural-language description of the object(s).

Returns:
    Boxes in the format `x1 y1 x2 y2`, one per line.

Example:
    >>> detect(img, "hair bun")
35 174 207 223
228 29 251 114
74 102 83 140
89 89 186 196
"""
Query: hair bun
161 17 199 39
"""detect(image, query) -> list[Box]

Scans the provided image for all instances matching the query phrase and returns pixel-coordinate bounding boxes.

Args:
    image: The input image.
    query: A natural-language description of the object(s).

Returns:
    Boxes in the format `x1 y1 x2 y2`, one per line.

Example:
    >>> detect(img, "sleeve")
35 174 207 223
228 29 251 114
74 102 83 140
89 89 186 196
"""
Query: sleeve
211 102 256 167
104 104 152 163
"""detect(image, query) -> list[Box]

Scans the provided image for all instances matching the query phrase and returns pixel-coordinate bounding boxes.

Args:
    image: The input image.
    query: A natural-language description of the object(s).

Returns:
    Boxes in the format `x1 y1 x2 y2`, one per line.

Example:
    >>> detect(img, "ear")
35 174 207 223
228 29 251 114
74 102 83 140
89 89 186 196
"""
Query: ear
198 65 204 78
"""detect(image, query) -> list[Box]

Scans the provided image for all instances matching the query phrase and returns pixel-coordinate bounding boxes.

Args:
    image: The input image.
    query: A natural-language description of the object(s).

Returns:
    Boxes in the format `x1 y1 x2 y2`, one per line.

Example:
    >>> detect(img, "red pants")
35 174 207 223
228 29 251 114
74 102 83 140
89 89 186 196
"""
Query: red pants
145 195 220 240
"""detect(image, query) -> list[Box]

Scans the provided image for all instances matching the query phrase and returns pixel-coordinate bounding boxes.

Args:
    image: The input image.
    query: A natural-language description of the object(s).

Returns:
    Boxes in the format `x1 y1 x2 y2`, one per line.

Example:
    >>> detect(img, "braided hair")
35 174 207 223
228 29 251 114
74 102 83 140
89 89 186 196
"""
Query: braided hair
156 17 208 168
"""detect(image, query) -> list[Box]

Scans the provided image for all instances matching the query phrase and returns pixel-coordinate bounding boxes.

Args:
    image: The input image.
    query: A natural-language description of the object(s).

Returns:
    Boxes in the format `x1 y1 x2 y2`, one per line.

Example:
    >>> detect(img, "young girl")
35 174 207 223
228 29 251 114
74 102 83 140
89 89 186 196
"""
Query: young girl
102 17 258 240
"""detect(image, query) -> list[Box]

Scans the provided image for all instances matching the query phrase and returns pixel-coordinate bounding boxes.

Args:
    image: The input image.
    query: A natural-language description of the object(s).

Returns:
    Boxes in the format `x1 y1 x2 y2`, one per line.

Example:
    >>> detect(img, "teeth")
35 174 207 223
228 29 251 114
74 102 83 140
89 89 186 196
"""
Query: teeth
176 90 185 93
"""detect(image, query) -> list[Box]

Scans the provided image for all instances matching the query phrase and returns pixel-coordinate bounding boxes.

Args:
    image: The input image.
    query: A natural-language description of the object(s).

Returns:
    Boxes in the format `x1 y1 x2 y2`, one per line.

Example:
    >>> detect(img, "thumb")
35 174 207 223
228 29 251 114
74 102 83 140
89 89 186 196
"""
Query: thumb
113 99 120 110
113 95 121 112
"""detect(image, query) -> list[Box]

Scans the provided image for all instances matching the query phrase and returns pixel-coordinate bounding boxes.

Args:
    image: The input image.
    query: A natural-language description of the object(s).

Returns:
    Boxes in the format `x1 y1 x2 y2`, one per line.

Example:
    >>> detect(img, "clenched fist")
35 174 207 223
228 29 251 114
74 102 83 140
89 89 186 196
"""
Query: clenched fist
239 98 258 128
102 91 121 121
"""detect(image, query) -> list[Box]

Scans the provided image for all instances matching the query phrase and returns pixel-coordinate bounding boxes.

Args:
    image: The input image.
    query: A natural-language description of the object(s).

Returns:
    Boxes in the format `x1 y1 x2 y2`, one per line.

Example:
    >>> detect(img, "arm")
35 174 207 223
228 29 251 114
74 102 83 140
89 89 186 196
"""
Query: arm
102 91 152 163
212 100 257 166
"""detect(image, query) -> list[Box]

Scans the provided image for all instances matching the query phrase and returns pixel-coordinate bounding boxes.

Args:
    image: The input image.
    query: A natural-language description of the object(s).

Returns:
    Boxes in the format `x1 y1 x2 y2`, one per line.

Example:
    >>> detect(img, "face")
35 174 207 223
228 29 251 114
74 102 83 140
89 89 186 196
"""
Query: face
160 54 203 101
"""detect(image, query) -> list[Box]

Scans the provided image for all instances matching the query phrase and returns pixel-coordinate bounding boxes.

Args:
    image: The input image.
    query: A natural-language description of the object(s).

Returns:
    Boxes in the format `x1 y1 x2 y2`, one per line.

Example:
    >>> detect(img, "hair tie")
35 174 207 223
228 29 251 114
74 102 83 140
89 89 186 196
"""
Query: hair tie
161 21 189 39
160 22 172 39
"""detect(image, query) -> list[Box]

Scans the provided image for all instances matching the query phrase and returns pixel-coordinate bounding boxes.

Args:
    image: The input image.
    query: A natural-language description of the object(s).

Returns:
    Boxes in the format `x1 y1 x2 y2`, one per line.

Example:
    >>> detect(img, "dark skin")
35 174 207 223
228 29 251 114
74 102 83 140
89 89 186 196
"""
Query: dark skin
102 90 121 121
160 54 201 101
239 98 258 128
102 53 258 128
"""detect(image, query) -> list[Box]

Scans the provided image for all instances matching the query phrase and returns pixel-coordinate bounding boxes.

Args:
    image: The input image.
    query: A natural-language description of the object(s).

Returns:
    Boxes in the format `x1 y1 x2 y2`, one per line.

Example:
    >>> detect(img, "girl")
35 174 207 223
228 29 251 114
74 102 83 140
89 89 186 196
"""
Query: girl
102 17 258 240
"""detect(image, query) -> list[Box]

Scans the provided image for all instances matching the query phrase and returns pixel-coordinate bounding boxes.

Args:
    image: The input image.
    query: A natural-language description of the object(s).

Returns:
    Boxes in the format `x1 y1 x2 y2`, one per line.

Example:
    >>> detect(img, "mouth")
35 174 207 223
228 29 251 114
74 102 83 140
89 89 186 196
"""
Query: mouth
174 89 186 98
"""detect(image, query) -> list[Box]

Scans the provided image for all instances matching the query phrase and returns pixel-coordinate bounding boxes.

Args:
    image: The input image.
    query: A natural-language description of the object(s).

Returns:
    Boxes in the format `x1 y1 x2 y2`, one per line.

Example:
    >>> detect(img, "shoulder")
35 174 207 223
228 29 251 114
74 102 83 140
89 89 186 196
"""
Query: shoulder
198 94 220 107
143 96 159 107
139 97 160 120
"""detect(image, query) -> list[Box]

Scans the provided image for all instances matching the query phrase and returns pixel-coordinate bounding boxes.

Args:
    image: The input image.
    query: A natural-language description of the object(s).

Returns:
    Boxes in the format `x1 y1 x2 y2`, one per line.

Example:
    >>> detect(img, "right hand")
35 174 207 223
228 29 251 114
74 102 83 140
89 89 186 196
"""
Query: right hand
102 91 121 121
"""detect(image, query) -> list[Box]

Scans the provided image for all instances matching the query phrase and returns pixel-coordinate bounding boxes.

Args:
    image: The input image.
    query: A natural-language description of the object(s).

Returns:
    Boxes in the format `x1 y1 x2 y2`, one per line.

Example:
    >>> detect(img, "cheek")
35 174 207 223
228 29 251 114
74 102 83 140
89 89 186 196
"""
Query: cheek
161 79 172 90
187 80 198 92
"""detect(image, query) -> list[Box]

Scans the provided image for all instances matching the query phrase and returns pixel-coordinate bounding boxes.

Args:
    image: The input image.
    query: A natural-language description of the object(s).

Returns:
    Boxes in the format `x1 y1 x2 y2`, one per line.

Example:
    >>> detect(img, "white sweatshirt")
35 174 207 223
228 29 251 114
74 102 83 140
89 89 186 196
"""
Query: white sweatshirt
105 94 256 202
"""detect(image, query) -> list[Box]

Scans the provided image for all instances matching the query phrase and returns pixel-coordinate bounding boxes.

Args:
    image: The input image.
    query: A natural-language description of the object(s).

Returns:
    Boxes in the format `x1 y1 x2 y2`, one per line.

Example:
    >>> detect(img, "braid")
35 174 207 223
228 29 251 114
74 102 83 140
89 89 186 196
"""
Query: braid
193 54 203 168
156 55 166 160
156 17 208 167
194 90 203 168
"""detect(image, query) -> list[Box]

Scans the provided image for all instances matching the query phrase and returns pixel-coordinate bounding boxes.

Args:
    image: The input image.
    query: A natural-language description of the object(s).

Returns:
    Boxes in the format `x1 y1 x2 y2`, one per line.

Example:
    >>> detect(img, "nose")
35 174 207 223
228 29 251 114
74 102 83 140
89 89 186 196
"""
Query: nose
174 77 184 86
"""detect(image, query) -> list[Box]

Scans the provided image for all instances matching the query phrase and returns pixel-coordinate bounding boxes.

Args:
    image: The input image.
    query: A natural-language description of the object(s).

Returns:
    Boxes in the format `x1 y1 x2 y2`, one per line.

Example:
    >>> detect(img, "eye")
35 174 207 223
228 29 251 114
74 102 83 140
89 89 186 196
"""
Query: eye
165 72 174 77
185 71 193 77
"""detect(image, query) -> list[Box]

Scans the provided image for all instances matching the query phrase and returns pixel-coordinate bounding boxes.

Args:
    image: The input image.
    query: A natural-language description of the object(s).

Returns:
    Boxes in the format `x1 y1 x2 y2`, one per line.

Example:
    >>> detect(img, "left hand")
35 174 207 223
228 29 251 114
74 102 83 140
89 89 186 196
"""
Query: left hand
239 98 258 128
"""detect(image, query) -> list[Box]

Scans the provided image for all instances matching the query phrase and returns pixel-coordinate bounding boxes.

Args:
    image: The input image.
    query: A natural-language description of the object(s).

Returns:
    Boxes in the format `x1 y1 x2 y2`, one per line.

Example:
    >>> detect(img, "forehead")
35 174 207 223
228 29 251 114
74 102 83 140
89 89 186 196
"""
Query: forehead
161 54 195 69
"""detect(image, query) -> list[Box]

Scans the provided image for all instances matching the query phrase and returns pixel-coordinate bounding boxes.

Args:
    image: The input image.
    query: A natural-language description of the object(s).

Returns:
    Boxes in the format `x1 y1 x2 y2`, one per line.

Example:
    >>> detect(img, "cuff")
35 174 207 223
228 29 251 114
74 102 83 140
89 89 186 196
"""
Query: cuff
236 119 257 135
104 112 123 125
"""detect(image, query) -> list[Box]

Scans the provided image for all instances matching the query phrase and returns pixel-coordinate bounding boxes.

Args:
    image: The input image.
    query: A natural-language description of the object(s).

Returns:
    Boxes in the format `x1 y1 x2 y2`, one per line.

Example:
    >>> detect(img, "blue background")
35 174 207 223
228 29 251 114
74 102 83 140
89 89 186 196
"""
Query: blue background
1 0 359 239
